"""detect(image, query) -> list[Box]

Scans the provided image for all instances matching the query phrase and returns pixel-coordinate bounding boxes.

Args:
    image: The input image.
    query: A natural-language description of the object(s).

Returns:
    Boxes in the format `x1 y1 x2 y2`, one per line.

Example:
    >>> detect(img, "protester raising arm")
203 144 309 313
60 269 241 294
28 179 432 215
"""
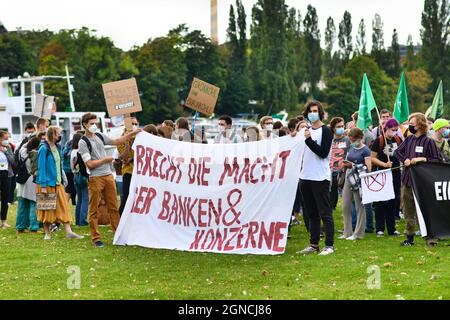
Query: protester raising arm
304 126 333 159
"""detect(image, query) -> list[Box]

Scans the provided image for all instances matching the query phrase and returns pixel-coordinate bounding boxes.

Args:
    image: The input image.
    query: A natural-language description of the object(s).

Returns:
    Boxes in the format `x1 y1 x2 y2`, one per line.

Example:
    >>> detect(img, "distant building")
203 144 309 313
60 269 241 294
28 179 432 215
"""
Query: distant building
0 20 7 34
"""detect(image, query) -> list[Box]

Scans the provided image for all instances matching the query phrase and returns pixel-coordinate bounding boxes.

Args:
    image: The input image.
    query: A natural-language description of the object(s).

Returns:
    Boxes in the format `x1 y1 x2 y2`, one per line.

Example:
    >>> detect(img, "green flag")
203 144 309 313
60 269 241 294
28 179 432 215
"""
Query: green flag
427 80 444 120
393 71 409 124
357 74 377 130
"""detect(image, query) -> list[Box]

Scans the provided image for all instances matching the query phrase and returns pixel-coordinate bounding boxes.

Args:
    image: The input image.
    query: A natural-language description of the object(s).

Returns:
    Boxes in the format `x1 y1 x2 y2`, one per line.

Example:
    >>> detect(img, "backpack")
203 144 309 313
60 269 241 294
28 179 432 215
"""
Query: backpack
13 137 29 174
378 134 402 151
16 153 30 184
62 141 72 173
77 133 105 179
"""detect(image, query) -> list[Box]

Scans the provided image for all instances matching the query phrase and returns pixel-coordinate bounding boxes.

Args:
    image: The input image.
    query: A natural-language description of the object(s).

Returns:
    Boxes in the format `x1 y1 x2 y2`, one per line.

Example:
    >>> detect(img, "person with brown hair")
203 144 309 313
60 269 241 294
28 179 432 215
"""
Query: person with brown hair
395 113 443 246
296 100 335 256
340 128 372 241
35 126 83 240
143 124 158 136
78 113 140 247
329 117 350 211
243 126 260 142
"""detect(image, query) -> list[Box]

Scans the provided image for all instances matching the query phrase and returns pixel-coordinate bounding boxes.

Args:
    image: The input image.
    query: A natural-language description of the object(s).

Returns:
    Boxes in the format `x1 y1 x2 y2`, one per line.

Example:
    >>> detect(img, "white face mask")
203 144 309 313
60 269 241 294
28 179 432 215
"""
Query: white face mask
218 125 226 133
88 124 98 134
266 124 273 131
132 125 138 131
2 140 9 147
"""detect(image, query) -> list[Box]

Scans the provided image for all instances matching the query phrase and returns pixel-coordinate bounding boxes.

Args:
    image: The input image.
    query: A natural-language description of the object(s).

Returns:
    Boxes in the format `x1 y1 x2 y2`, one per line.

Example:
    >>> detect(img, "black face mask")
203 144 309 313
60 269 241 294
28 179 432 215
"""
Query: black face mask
56 136 62 143
409 125 417 134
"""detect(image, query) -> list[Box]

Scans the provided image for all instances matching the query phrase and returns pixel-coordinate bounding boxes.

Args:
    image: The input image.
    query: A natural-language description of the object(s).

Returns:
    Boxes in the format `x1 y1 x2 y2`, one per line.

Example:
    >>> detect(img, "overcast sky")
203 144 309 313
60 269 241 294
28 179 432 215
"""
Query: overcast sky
1 0 425 50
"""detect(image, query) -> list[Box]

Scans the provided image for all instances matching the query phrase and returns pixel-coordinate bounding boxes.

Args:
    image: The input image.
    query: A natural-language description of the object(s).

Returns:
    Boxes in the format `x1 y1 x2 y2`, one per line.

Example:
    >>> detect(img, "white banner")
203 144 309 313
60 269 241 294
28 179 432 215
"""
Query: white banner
113 132 305 255
360 169 395 205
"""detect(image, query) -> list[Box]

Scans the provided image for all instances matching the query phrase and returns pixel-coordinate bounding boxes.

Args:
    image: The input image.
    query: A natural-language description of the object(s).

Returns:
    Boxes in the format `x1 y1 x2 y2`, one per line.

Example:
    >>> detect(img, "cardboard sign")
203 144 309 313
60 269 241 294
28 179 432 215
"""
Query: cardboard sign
102 78 142 117
185 78 220 116
33 94 55 119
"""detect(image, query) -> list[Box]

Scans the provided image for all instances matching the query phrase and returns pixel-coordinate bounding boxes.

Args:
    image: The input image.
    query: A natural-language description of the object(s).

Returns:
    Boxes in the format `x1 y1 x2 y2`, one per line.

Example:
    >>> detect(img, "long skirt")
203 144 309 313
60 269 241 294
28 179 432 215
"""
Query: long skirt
36 184 72 224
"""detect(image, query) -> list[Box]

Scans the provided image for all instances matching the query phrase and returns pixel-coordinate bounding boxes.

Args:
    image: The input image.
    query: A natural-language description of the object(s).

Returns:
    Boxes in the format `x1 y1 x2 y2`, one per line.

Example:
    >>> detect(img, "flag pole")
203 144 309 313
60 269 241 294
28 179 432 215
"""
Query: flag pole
374 106 391 163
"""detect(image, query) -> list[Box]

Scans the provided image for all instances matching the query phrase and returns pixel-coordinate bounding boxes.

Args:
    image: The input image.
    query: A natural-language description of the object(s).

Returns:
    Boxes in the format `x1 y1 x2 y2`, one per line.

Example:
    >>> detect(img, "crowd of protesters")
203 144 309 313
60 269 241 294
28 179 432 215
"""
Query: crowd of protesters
0 101 448 251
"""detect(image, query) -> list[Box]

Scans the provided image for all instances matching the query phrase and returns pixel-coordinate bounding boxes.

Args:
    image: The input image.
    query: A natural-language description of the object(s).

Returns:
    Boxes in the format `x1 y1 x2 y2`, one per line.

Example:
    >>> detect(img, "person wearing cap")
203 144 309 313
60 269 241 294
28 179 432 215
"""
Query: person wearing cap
371 118 402 237
431 119 450 162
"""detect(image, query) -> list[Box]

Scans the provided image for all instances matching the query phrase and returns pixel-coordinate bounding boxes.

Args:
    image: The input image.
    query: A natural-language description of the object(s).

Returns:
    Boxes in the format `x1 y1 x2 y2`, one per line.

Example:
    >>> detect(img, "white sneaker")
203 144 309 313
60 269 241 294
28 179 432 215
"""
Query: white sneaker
318 247 335 256
391 231 401 236
66 232 84 239
44 234 51 240
346 235 360 241
415 231 421 236
338 235 347 239
376 231 384 237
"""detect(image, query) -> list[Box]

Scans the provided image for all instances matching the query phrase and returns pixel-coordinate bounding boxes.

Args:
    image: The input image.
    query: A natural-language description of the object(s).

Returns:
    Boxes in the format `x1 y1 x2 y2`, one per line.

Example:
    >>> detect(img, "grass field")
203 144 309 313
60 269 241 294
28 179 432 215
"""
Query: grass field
0 202 449 300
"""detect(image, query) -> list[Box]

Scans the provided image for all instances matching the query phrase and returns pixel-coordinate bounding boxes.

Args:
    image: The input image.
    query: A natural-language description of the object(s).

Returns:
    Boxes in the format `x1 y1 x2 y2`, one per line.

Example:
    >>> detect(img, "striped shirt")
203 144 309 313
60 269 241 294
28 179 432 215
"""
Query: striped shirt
394 134 442 187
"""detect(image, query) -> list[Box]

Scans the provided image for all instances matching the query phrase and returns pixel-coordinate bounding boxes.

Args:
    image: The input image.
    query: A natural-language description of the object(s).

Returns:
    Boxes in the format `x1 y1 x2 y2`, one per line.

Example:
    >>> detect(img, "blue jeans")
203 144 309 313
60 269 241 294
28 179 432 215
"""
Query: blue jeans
365 203 374 232
16 197 39 231
117 180 123 204
74 180 89 226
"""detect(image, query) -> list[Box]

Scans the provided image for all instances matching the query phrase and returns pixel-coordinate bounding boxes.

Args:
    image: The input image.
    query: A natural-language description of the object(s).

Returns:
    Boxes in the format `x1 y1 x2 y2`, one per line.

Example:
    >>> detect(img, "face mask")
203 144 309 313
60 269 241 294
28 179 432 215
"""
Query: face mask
1 140 9 147
132 125 138 131
428 129 434 137
443 129 450 138
409 125 417 134
89 124 98 134
308 112 320 123
335 128 345 136
218 125 226 133
351 140 361 148
266 124 273 131
56 136 62 143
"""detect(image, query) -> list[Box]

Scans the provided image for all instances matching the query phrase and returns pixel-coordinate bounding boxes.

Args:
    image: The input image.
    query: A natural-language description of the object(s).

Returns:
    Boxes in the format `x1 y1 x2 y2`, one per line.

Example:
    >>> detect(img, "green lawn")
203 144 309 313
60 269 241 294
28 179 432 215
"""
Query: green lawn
0 202 449 300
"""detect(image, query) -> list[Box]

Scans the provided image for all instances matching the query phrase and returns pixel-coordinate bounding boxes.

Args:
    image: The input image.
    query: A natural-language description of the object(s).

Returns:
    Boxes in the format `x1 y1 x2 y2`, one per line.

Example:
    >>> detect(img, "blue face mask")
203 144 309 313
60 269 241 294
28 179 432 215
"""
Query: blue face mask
335 128 345 136
443 129 450 138
308 112 320 123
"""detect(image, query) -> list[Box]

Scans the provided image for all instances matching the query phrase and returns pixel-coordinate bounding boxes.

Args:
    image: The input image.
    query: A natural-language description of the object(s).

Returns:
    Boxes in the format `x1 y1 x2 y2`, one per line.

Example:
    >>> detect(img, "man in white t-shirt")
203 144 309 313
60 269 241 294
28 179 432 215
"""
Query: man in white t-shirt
294 101 335 256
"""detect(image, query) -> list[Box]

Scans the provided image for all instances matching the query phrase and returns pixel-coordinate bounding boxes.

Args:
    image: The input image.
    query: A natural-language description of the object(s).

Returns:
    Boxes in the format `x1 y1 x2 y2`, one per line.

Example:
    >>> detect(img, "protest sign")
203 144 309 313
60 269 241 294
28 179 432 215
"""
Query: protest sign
185 78 220 116
360 169 395 205
33 93 54 119
114 132 305 255
102 78 142 129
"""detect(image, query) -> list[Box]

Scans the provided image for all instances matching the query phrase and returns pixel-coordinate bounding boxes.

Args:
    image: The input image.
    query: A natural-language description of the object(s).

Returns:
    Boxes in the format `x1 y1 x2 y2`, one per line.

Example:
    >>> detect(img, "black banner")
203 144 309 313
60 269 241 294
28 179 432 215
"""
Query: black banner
411 162 450 239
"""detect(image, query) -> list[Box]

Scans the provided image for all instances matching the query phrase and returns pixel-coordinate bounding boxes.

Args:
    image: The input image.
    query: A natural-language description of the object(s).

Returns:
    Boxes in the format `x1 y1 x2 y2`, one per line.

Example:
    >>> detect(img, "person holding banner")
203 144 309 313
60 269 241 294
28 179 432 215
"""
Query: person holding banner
394 113 443 246
35 127 84 240
79 113 141 247
371 118 402 237
296 101 335 256
340 128 372 240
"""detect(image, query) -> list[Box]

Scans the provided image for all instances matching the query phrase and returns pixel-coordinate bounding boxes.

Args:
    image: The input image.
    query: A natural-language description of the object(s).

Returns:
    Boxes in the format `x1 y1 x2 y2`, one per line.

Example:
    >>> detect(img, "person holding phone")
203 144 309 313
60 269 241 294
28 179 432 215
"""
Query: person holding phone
340 128 372 241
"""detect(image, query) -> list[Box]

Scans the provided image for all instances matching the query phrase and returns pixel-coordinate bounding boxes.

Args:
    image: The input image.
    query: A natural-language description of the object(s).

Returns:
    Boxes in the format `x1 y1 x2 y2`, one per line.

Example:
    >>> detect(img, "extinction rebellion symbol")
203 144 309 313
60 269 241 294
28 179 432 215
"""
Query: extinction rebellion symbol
364 173 386 192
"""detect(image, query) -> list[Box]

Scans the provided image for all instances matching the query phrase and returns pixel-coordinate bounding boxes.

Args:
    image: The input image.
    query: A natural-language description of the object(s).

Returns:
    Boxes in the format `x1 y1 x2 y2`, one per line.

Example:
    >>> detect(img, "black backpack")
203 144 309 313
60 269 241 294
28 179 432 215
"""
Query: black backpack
13 137 29 174
16 153 30 184
77 133 105 179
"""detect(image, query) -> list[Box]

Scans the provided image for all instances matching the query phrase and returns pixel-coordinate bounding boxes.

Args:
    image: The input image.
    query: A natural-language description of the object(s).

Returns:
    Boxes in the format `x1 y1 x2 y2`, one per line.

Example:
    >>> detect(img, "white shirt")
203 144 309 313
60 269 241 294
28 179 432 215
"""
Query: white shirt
300 126 332 181
0 151 8 171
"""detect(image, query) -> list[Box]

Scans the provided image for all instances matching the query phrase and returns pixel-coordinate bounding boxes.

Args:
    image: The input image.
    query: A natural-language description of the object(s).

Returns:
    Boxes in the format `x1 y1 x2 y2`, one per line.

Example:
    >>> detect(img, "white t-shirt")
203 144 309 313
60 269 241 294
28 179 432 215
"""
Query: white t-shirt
0 151 8 171
300 126 333 181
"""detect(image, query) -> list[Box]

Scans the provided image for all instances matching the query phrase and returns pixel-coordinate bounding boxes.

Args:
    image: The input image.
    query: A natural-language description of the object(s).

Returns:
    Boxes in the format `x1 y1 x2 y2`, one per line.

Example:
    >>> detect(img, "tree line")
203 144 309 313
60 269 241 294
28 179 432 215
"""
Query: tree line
0 0 448 123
